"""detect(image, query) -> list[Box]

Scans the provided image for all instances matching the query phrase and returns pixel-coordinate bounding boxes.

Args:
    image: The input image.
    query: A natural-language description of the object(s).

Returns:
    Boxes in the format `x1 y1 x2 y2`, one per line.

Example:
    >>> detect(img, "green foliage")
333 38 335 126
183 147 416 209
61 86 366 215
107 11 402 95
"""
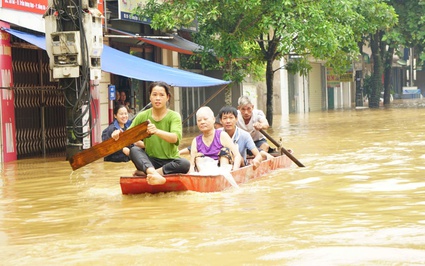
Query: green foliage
133 0 378 80
132 0 399 114
351 0 397 107
285 59 312 76
356 0 425 106
389 0 425 70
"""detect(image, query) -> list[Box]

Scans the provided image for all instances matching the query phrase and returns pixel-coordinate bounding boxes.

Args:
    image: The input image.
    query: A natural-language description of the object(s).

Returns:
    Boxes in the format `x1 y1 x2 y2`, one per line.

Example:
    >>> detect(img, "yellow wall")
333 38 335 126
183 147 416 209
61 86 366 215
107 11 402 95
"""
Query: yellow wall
309 63 323 112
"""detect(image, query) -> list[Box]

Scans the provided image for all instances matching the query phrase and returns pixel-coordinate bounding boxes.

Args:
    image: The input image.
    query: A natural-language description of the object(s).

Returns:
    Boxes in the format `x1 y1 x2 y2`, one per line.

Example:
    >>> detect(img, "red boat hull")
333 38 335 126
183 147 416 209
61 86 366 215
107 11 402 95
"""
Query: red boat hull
120 154 292 194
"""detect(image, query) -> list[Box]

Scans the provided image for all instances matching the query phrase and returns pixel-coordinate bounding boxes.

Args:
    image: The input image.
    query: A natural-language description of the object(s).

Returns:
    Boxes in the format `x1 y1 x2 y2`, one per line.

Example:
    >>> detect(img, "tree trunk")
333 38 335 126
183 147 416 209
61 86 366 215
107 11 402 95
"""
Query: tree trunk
383 46 394 105
265 58 274 126
259 32 280 127
225 85 232 105
369 32 383 108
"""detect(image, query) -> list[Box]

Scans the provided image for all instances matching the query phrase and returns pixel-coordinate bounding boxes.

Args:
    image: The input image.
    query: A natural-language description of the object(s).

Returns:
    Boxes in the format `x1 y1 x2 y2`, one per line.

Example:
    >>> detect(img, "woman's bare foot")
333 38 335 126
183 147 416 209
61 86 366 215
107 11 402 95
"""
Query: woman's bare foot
133 170 147 177
146 172 166 185
123 147 130 156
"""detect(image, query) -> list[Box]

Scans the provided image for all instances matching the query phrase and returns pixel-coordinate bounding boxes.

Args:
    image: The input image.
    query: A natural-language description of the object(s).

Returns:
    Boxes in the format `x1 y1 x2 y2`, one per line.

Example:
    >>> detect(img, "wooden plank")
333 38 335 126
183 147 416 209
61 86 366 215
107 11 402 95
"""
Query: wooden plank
69 121 150 170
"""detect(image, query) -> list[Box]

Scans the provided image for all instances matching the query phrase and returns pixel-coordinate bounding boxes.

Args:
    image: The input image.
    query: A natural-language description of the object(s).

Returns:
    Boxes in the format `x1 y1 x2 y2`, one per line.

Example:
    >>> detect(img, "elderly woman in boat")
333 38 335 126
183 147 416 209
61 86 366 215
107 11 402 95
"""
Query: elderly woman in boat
189 106 242 173
114 81 190 185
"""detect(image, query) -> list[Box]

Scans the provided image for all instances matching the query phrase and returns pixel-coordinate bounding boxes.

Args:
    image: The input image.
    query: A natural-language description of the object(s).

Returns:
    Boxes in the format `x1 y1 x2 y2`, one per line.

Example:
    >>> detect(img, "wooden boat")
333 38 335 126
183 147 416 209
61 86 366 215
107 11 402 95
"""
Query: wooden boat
120 153 292 194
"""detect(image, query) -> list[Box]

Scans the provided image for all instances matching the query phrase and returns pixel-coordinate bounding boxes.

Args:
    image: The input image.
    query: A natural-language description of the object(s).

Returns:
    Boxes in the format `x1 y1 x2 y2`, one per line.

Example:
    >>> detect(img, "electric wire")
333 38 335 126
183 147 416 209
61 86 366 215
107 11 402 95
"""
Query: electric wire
50 0 98 140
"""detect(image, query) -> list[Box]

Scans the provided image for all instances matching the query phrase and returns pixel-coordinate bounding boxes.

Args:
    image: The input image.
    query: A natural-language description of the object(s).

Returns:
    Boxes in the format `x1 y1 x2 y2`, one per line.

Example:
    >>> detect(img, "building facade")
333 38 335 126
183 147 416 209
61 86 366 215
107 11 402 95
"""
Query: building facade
0 0 231 162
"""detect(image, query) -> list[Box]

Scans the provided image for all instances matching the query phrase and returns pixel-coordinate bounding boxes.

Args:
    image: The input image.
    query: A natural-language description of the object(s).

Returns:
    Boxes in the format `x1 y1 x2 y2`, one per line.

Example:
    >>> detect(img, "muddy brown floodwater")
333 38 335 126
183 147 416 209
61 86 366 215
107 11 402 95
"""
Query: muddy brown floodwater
1 99 425 265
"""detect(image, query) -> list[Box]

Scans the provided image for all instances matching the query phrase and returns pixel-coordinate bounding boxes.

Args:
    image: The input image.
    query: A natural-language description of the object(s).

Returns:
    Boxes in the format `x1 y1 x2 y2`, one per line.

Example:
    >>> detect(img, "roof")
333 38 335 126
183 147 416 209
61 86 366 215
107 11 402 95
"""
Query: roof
3 27 229 87
107 27 202 55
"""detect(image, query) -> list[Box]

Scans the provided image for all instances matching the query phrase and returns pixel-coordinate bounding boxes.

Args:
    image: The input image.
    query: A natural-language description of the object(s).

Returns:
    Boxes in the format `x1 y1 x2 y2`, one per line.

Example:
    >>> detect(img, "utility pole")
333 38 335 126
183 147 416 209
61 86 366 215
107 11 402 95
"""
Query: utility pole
44 0 103 160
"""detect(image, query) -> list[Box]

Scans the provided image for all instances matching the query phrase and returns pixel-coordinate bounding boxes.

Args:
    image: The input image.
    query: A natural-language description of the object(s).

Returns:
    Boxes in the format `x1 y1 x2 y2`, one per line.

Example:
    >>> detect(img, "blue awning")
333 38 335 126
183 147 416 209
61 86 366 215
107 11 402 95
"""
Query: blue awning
4 28 47 50
3 28 230 87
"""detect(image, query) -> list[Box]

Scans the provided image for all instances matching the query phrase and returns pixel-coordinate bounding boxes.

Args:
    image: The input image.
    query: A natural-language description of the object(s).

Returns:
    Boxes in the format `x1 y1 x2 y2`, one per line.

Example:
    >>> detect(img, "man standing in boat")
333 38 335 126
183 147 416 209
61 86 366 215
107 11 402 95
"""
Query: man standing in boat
219 106 273 168
237 95 271 153
189 106 242 173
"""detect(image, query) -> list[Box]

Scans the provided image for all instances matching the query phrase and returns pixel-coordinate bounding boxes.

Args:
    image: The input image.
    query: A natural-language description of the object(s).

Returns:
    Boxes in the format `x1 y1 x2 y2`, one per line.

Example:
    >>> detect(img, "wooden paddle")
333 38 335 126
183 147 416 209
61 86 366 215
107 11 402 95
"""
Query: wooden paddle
69 102 153 170
69 120 150 170
259 129 305 167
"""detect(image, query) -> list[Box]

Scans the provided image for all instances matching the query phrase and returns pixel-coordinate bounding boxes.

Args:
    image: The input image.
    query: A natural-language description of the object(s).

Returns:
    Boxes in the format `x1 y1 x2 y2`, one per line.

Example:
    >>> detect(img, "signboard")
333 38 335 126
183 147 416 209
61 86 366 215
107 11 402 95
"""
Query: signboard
117 0 197 31
0 25 17 162
1 0 104 15
326 68 340 88
108 84 116 100
327 67 354 87
1 0 48 14
402 86 421 94
119 0 151 23
340 72 353 82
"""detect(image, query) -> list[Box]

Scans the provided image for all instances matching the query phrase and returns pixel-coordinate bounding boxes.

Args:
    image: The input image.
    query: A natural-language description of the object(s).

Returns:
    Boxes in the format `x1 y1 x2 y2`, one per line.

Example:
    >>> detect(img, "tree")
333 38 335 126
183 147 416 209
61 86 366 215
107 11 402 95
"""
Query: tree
381 0 425 106
134 0 394 122
254 0 361 123
351 0 396 108
354 0 425 108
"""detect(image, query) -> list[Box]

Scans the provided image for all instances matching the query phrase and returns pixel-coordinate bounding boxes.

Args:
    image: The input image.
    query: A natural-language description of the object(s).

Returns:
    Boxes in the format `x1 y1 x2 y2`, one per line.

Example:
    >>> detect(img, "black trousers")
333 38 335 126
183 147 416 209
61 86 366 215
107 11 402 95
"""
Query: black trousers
129 146 190 175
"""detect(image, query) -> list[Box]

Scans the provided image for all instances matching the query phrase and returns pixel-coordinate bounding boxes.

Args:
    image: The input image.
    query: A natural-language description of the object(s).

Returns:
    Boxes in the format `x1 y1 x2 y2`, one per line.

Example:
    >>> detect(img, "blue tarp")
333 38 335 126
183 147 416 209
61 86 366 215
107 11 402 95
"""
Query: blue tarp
4 28 230 87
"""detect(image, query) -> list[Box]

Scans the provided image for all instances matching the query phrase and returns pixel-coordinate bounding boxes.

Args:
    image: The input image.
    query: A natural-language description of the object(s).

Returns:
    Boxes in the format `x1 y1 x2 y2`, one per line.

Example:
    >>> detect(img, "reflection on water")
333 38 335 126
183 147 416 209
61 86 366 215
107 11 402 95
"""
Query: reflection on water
1 103 425 265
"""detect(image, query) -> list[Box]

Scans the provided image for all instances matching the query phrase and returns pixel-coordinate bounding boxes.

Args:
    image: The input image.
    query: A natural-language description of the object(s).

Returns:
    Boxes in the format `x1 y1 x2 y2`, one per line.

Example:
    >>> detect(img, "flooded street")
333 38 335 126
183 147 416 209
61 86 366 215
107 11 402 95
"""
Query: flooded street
1 101 425 265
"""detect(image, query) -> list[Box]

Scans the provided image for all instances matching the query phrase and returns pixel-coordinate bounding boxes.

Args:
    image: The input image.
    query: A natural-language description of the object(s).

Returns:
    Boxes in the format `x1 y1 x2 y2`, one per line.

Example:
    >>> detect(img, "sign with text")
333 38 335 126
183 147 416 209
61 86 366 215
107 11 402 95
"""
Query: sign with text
327 67 354 87
1 0 48 14
340 67 354 82
326 68 340 88
1 0 104 15
119 0 150 22
340 72 353 82
0 25 17 162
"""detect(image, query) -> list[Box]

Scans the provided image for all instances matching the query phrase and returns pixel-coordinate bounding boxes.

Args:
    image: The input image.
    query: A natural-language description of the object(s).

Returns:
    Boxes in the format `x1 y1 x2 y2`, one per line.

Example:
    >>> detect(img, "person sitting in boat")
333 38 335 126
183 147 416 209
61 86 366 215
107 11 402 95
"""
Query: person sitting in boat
189 106 242 173
102 104 144 162
218 106 273 169
179 115 222 156
113 81 190 185
237 95 273 154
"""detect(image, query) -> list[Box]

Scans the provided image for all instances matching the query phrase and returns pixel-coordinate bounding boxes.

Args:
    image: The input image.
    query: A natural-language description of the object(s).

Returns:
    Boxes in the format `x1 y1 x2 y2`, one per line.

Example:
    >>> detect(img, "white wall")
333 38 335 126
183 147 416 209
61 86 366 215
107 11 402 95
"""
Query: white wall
99 70 111 132
294 74 308 113
240 77 260 107
332 83 351 109
334 87 342 109
342 82 351 108
162 49 181 112
0 9 45 33
308 63 323 112
279 58 289 116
